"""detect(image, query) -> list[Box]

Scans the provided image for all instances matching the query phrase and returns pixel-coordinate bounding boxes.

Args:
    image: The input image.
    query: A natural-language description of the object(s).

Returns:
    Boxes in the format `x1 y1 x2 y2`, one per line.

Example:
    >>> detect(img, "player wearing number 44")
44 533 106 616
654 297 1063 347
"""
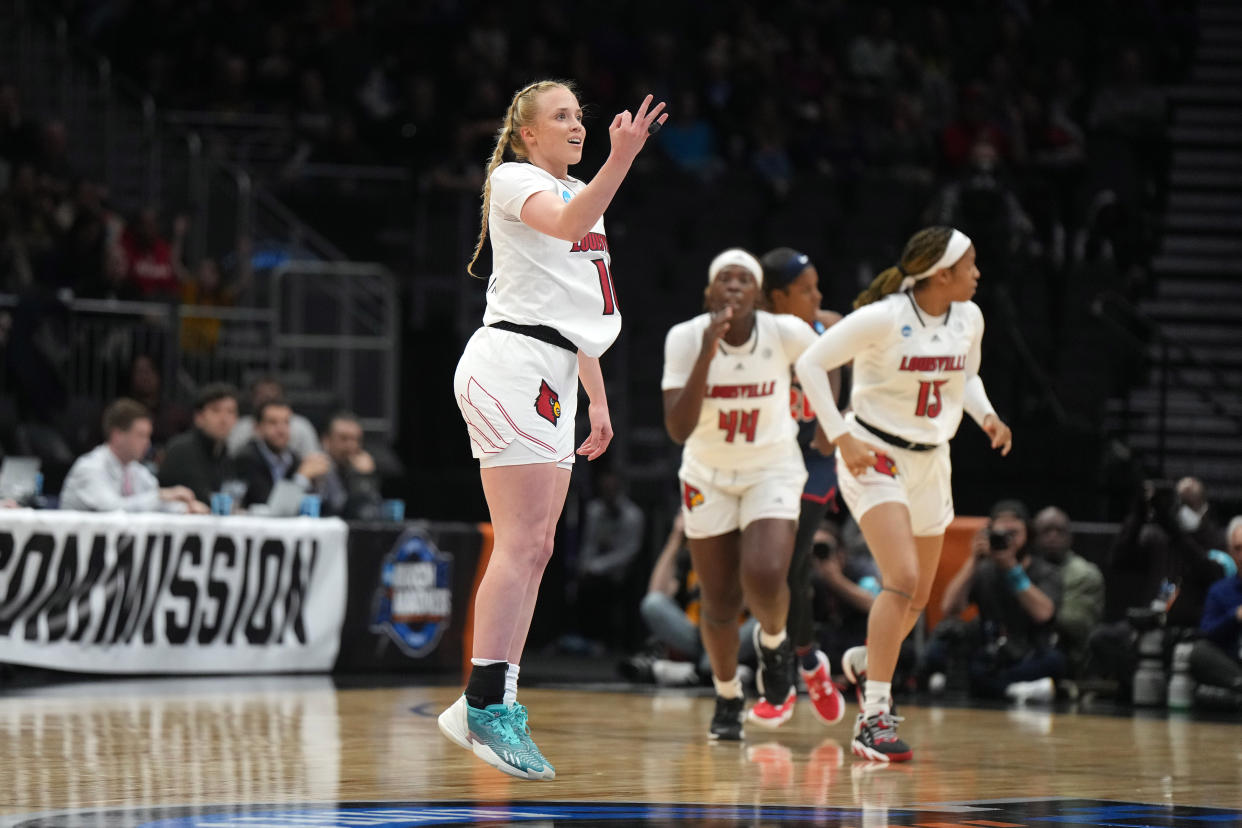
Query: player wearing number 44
662 248 829 741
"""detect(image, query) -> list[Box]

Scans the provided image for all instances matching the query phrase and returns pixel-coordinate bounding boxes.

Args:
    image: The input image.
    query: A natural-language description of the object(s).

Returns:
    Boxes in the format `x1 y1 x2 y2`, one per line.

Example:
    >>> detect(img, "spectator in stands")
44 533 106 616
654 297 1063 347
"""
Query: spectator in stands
180 256 250 353
315 411 382 519
622 512 757 686
1175 476 1228 556
234 399 331 508
158 383 239 504
571 470 645 652
924 137 1035 257
938 499 1065 702
1191 516 1242 705
656 92 721 181
125 353 190 460
60 397 207 513
228 377 319 458
847 8 899 93
119 208 187 299
1032 505 1105 677
1087 481 1225 701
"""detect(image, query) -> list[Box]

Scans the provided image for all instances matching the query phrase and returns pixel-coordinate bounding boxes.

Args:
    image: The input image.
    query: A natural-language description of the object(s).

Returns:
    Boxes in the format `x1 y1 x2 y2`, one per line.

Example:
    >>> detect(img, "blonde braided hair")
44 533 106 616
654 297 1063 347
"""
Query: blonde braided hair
466 80 577 278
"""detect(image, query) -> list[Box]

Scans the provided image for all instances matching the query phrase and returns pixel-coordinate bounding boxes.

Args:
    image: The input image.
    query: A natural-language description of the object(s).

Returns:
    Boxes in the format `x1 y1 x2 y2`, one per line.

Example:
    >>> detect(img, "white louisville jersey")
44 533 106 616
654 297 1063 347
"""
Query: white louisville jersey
662 310 818 471
481 161 621 358
845 292 985 445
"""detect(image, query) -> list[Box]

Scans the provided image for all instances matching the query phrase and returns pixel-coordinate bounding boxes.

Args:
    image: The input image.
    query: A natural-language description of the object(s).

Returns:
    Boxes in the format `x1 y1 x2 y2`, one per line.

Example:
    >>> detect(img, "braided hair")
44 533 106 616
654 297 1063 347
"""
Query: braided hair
466 80 577 278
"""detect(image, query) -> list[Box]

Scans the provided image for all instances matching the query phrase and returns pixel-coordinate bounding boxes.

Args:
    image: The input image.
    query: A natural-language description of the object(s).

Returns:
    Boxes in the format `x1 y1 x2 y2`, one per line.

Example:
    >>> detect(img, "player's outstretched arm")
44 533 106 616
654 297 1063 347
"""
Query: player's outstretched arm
520 94 668 242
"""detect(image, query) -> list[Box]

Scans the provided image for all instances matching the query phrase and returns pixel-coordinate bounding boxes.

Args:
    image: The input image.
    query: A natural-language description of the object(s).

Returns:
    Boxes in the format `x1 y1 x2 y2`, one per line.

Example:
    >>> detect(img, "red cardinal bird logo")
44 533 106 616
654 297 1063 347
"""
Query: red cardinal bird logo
683 482 705 510
535 379 562 425
873 452 898 477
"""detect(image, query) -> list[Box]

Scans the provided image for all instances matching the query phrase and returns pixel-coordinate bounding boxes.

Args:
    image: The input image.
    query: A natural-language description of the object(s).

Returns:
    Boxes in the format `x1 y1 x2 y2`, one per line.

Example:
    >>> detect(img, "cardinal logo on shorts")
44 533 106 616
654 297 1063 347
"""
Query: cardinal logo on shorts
873 453 898 477
683 482 705 510
535 379 561 425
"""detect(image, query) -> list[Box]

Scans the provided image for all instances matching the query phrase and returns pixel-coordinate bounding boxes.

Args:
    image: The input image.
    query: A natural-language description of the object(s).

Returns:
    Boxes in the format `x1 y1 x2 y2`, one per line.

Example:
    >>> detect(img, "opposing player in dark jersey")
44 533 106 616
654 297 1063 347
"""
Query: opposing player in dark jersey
760 247 846 727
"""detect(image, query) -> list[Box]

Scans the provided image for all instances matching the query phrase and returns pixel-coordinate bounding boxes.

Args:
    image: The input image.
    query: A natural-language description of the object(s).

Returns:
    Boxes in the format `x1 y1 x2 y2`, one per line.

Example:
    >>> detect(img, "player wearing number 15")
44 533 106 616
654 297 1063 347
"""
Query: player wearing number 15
662 249 824 741
443 80 667 780
793 226 1013 762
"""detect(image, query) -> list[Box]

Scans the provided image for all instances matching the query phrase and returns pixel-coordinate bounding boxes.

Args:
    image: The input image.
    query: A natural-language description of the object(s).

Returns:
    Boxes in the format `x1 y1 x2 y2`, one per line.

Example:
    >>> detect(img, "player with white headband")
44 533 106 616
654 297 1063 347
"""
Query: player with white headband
662 248 827 741
794 226 1013 762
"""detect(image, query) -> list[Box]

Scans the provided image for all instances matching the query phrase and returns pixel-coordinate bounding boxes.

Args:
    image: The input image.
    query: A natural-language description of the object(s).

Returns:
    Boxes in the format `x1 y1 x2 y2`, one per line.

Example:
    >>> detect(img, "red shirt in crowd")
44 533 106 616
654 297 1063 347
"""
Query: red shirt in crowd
120 230 177 297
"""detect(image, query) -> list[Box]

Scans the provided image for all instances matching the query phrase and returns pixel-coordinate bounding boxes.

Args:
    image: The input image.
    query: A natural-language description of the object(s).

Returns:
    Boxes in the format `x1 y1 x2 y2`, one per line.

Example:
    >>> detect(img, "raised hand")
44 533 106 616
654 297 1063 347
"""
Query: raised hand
608 94 668 164
701 305 732 355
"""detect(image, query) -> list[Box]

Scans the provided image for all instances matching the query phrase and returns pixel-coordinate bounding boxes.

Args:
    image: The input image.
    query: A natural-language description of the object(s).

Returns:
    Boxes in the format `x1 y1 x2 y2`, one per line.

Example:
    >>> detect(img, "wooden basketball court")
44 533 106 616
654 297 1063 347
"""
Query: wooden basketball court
2 677 1240 827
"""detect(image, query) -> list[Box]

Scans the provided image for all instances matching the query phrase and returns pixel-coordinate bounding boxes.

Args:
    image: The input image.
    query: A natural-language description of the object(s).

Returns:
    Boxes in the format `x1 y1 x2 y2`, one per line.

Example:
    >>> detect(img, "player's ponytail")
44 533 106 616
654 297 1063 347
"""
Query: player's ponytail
466 80 577 279
853 226 955 308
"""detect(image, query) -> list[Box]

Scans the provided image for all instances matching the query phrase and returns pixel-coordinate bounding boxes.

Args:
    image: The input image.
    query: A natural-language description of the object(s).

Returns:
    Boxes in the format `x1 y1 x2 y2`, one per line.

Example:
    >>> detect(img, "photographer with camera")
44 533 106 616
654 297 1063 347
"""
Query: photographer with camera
938 499 1065 702
1087 479 1225 702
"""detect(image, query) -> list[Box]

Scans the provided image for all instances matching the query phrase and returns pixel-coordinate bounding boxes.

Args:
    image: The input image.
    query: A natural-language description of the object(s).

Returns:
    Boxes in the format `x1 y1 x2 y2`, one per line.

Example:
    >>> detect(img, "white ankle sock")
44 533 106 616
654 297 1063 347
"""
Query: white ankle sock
863 680 892 718
758 628 787 649
504 663 520 707
713 673 743 699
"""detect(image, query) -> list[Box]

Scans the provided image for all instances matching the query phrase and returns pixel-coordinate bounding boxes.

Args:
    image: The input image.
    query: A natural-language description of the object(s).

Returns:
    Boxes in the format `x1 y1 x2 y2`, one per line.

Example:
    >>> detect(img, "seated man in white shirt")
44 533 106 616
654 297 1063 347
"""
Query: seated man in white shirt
61 398 209 513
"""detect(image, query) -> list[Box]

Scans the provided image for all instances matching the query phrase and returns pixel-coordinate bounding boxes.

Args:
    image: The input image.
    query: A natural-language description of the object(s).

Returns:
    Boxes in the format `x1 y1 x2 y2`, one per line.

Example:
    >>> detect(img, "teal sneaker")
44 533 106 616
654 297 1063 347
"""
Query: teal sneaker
437 695 550 780
511 702 555 778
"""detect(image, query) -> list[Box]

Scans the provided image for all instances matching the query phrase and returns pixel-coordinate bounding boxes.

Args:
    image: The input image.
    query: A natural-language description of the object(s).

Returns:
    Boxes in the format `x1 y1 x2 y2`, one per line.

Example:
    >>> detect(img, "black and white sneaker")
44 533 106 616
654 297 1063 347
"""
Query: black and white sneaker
709 695 745 741
852 711 912 762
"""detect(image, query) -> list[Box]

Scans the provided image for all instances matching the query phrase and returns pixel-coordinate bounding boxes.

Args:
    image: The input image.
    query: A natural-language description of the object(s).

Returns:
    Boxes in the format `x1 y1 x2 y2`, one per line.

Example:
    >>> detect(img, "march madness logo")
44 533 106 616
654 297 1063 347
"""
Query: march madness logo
683 483 705 510
370 530 452 658
873 453 898 477
535 379 561 425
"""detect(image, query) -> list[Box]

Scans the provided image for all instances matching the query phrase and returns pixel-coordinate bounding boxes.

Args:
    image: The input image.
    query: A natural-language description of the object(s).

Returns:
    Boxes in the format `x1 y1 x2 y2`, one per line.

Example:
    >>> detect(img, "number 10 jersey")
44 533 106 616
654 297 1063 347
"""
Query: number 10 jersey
482 162 620 358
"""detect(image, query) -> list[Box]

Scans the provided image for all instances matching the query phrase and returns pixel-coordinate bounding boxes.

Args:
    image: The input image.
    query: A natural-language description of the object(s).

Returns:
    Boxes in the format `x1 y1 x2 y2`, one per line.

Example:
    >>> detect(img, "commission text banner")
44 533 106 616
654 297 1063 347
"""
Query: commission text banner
0 511 347 673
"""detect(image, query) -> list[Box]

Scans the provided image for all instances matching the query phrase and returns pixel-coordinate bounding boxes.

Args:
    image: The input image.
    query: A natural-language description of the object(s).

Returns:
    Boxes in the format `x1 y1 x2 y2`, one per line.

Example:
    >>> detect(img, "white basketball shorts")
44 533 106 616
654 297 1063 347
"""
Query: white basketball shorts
454 326 577 469
678 447 808 539
834 417 953 537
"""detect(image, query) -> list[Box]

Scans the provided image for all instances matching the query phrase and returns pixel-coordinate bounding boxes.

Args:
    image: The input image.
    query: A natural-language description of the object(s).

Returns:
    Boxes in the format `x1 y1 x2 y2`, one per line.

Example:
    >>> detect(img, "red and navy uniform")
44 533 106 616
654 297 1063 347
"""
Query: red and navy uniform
792 319 838 506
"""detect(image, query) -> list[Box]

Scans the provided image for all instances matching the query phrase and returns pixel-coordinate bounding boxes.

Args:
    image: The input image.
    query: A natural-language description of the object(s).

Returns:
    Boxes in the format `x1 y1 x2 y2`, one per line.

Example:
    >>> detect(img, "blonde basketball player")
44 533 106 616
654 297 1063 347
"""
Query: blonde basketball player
794 226 1012 762
662 249 821 741
439 80 667 780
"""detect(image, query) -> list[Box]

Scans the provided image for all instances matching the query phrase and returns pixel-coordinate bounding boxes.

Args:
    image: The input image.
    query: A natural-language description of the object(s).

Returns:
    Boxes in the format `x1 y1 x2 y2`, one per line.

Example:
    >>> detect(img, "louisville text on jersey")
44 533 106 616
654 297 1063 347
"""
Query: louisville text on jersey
569 232 609 253
705 381 776 399
898 355 965 372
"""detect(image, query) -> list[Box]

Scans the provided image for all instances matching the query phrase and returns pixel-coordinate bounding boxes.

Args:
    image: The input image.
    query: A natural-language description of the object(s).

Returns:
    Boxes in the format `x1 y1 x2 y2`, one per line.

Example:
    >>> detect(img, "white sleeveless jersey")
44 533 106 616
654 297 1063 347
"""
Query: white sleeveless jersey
799 292 986 445
481 162 620 358
662 310 818 470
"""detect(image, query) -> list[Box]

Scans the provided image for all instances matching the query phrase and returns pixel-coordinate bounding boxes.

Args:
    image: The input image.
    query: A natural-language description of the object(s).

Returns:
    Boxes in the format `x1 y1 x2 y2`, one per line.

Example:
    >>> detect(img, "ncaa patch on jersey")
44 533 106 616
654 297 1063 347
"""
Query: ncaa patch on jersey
901 324 912 337
370 529 453 658
562 190 572 202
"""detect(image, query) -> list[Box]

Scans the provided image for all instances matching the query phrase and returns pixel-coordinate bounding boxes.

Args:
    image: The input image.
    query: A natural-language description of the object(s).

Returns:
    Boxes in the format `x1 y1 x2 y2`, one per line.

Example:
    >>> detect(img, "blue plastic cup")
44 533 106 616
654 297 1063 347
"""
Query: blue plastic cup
210 492 233 516
382 499 405 522
299 494 322 518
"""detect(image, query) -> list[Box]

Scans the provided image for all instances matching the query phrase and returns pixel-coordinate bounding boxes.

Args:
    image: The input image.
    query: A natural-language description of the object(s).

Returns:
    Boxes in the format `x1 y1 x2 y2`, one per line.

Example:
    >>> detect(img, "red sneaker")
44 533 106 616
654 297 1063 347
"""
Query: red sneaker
747 685 796 728
800 650 846 725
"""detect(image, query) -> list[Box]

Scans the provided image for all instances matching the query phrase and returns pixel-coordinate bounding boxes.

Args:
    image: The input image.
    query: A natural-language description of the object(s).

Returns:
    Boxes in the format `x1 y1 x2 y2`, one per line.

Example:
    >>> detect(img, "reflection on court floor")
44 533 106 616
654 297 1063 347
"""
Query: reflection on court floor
1 679 1240 827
